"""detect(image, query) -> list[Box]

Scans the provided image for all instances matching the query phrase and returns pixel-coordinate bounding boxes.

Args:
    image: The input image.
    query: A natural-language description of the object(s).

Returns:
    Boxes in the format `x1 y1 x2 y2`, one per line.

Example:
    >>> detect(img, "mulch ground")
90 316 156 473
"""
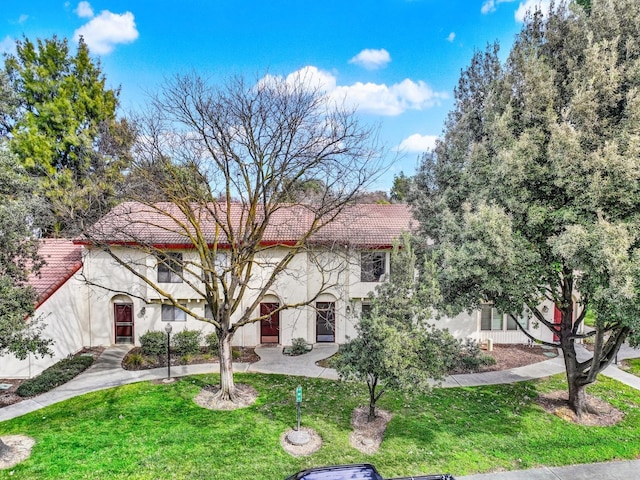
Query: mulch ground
482 344 556 371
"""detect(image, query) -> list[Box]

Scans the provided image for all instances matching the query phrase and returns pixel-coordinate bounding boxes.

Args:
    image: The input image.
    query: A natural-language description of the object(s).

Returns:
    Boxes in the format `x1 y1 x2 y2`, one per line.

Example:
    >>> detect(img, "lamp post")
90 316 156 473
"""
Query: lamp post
164 323 173 380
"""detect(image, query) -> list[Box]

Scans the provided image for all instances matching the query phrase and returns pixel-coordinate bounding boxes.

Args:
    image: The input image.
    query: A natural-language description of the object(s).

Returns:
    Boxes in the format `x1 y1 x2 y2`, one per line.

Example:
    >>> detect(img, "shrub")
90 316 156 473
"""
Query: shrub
179 354 193 365
140 331 167 357
232 347 241 360
205 332 219 355
17 355 94 397
172 329 202 357
125 352 145 368
289 337 311 356
456 339 497 372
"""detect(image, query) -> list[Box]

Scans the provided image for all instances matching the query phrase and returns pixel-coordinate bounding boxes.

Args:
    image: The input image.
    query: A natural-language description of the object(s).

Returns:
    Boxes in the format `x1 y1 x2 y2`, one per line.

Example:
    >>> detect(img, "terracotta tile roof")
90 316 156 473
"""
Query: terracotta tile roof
84 202 416 249
28 239 83 307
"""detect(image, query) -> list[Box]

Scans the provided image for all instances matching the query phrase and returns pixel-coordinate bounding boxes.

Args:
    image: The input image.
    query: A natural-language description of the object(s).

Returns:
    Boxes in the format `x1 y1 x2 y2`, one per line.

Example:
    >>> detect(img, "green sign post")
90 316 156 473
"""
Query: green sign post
295 386 302 431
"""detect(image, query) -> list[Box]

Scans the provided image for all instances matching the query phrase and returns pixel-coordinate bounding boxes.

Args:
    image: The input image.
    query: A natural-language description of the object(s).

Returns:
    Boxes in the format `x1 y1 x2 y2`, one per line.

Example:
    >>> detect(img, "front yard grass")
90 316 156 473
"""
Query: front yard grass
1 373 639 479
622 358 640 377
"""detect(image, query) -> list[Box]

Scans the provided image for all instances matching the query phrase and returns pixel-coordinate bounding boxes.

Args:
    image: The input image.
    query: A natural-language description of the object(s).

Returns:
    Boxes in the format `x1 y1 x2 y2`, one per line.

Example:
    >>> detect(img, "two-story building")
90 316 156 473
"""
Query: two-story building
3 202 568 378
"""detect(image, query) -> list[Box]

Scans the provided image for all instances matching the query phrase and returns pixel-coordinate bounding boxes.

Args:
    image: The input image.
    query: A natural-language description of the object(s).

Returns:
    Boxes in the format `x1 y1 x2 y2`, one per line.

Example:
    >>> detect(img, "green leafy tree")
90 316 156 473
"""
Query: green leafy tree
5 36 134 234
389 171 412 203
413 0 640 416
333 235 471 421
0 147 53 360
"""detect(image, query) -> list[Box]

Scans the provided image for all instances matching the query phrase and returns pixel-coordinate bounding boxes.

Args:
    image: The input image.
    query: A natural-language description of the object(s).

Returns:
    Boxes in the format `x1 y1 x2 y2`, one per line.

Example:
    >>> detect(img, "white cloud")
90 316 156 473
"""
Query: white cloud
515 0 551 22
18 14 28 24
481 0 515 14
333 79 447 116
0 36 15 55
73 10 138 54
481 0 549 22
396 134 439 153
259 67 446 117
75 1 94 18
447 32 456 42
349 48 391 70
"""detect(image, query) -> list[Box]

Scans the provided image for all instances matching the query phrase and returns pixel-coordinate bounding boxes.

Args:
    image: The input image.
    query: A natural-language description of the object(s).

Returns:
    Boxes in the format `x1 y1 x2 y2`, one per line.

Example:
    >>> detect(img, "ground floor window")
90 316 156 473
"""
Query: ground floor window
161 303 187 321
481 304 529 331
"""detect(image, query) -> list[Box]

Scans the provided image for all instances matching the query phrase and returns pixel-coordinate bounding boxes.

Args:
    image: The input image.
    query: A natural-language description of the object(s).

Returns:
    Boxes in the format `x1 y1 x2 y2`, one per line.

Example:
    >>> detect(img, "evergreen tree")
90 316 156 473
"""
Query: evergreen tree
413 0 640 417
5 36 134 234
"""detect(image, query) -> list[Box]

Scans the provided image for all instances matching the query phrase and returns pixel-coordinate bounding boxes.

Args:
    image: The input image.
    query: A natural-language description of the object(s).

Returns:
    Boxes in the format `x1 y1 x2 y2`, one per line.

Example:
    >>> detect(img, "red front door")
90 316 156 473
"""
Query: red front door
114 304 134 344
260 303 280 344
553 305 562 342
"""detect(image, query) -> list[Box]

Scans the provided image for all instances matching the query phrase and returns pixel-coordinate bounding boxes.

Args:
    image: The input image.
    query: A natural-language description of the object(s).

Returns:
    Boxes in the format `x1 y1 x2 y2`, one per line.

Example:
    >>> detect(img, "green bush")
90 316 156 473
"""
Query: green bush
205 332 219 355
456 339 497 372
140 330 167 357
289 337 311 356
172 329 202 357
17 355 94 397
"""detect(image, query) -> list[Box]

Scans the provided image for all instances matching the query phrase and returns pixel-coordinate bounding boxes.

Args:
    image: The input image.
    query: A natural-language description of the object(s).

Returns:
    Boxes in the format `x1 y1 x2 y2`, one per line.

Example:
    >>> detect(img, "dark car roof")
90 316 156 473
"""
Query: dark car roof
285 464 383 480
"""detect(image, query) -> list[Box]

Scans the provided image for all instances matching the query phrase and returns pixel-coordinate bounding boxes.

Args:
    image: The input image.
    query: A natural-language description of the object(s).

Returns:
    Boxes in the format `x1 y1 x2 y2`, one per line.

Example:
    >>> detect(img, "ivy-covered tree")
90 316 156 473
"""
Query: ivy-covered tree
413 0 640 417
4 36 134 234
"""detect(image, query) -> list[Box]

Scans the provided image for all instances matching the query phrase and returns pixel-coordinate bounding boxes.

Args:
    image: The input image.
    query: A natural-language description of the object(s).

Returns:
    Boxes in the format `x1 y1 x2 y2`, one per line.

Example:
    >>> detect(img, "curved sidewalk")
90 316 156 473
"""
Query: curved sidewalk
1 343 639 424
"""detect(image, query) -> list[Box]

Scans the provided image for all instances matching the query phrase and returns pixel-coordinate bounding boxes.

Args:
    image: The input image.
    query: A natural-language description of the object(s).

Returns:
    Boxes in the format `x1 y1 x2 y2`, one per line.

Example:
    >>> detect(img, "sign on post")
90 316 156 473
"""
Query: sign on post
295 385 302 431
296 386 302 403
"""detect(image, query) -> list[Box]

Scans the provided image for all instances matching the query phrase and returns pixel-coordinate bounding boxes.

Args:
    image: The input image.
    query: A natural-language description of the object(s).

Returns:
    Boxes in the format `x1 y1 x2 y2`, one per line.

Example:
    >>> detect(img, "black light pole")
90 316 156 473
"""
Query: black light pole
165 323 173 380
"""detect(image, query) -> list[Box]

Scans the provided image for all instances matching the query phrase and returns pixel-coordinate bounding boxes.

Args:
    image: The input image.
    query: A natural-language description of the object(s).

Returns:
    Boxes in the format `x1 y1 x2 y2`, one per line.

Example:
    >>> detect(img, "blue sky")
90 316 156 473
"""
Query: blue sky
1 0 550 190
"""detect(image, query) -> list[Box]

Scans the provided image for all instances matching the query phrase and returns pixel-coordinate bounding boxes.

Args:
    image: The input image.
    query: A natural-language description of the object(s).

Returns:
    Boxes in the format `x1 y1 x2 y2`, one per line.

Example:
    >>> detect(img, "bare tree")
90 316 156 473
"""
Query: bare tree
82 72 386 401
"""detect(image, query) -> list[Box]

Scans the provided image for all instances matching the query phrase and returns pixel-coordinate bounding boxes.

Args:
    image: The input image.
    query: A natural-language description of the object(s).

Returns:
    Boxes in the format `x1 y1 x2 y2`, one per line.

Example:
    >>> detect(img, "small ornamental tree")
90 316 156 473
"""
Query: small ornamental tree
333 235 469 421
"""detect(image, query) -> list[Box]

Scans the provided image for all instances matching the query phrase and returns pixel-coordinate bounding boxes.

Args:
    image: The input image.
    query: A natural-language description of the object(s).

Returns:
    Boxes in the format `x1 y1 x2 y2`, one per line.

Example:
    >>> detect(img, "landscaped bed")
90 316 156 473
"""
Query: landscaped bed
121 346 259 370
0 372 639 479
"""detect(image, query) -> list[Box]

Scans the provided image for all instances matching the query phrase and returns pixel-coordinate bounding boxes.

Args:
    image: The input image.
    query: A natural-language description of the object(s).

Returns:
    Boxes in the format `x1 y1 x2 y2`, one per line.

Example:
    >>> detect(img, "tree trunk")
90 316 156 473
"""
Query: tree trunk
216 330 237 402
367 380 378 422
563 344 588 417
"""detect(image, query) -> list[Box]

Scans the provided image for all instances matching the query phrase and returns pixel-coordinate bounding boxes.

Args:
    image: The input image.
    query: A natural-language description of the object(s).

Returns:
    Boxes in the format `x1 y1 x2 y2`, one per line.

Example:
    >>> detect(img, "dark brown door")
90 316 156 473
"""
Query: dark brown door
316 302 335 342
260 303 280 344
114 304 134 344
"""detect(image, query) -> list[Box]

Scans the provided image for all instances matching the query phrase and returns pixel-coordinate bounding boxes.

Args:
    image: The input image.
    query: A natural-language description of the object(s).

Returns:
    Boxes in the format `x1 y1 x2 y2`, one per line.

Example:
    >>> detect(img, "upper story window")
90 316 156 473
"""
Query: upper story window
157 252 183 283
360 252 386 282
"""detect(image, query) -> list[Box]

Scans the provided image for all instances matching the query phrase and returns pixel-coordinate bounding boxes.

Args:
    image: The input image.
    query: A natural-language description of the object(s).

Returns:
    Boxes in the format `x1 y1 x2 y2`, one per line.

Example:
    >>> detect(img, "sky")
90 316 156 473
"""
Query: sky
0 0 551 190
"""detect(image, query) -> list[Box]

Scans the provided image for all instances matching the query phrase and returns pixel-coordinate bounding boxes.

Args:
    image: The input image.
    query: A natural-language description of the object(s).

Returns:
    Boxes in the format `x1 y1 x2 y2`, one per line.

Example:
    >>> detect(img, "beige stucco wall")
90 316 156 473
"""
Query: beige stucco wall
5 244 571 379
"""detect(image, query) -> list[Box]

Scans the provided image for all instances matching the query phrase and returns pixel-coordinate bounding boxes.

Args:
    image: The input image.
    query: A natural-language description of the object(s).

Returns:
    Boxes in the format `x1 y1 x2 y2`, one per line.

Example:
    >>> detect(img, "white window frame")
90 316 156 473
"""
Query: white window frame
360 251 387 282
161 303 187 322
157 253 183 283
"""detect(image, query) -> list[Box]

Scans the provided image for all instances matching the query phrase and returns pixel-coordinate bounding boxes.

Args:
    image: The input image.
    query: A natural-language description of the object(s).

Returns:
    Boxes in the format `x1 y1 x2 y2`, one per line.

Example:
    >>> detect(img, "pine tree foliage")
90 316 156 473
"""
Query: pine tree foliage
4 36 134 234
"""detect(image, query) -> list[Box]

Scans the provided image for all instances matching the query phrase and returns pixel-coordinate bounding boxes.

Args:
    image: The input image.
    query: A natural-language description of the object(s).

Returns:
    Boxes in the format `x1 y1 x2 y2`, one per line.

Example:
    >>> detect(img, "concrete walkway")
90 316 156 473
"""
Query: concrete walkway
1 342 640 479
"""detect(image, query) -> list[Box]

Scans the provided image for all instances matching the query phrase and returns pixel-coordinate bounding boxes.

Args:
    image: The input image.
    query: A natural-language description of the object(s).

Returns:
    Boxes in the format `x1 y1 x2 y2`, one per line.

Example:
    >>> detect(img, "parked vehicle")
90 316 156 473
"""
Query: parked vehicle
285 463 455 480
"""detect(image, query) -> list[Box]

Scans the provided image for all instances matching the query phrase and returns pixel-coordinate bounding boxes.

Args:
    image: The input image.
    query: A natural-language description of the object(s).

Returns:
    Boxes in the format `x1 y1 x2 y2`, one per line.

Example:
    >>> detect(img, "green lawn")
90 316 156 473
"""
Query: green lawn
622 358 640 377
1 374 640 479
